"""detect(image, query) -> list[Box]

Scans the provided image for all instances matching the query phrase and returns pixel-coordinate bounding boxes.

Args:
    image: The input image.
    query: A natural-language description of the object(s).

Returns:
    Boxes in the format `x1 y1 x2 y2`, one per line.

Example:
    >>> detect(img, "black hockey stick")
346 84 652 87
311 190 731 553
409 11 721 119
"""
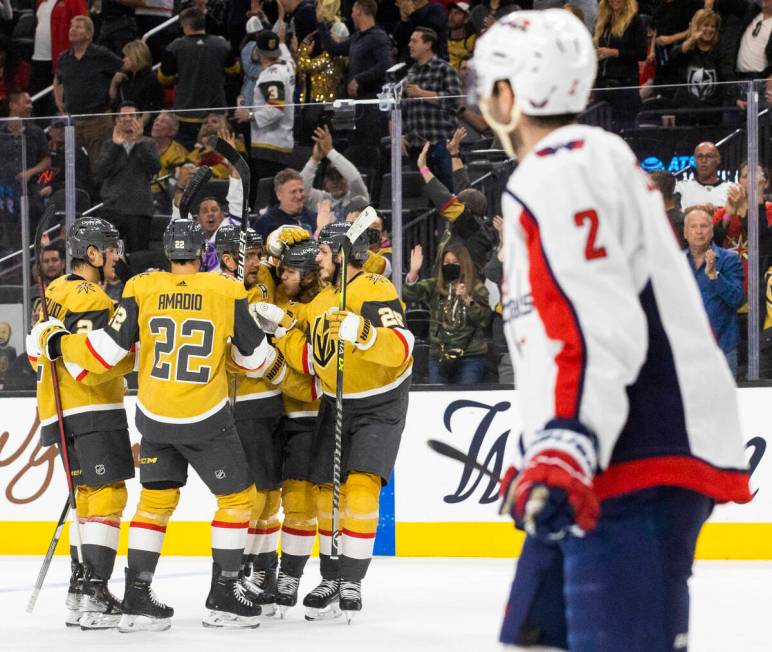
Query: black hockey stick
27 204 82 613
208 136 250 282
331 207 378 561
426 439 502 483
178 165 213 221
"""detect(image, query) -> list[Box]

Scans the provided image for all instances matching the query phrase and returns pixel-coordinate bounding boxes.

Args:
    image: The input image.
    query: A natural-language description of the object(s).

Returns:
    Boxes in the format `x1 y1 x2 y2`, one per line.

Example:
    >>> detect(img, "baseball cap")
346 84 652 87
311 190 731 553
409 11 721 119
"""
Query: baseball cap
448 2 470 14
256 30 281 57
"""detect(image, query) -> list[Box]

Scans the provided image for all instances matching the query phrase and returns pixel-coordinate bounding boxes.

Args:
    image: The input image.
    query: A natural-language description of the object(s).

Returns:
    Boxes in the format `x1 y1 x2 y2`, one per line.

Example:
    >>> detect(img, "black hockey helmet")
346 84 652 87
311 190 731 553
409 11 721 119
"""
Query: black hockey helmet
67 217 121 260
163 218 207 261
317 222 369 262
214 224 262 258
281 239 320 271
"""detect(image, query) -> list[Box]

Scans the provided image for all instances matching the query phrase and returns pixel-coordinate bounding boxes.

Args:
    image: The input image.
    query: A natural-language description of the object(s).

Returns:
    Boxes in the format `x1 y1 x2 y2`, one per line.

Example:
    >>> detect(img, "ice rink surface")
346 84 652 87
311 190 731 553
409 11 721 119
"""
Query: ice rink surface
0 556 769 652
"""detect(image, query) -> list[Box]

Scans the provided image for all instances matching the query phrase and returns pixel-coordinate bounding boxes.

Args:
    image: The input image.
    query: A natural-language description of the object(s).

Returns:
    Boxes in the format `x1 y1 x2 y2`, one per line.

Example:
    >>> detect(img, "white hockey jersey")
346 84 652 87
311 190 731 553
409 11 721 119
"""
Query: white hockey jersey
249 48 296 157
501 124 751 505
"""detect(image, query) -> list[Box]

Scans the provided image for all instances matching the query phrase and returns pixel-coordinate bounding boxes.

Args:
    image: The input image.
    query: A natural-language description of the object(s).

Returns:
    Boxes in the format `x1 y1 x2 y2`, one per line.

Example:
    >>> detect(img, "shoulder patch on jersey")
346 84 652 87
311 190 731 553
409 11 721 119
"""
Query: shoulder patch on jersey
535 139 585 158
76 281 98 295
364 273 387 285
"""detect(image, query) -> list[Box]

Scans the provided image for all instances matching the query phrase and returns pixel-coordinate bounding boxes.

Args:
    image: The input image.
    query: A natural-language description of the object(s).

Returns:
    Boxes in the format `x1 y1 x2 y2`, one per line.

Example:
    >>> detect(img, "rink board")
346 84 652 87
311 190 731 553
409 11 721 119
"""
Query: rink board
0 388 770 559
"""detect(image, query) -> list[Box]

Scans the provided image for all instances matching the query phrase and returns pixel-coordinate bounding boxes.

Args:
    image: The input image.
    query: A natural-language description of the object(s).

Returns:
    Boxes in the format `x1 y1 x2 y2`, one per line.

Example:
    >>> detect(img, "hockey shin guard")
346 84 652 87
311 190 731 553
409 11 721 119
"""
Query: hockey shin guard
80 482 127 579
280 480 317 578
340 472 380 581
212 485 255 575
128 487 180 580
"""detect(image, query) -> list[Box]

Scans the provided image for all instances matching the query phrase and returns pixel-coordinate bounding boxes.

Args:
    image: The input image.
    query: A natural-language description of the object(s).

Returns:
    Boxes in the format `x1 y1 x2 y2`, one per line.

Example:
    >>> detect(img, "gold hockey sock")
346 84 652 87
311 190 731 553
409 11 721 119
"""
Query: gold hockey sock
340 472 381 582
280 480 317 577
81 481 127 579
127 487 180 579
253 489 281 571
212 485 256 574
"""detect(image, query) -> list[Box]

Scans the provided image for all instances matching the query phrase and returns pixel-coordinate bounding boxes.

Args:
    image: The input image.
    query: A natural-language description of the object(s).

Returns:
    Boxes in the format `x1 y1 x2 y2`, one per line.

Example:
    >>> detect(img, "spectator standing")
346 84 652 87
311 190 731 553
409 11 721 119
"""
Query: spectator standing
157 7 240 150
684 205 744 375
278 0 318 45
651 0 700 91
469 0 519 35
447 2 476 70
732 0 772 104
456 55 491 141
98 0 139 54
29 0 88 102
234 31 296 203
296 0 348 104
95 102 161 252
394 0 449 62
675 141 733 209
38 115 93 200
251 168 316 238
403 27 462 192
239 7 269 111
403 240 491 384
649 169 685 248
135 0 175 61
593 0 647 129
300 125 370 220
316 0 392 144
109 40 164 124
54 16 123 173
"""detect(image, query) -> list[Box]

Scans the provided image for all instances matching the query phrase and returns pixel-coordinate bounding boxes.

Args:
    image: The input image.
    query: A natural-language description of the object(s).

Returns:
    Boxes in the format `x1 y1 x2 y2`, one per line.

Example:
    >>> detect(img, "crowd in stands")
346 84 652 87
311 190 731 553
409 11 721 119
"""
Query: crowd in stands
1 0 772 386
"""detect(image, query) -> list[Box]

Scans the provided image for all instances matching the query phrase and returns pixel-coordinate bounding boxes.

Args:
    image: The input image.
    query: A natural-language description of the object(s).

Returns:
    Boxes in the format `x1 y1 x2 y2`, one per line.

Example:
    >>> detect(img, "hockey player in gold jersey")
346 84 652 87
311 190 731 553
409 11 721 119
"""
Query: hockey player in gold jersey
31 218 283 631
264 222 413 619
26 217 134 630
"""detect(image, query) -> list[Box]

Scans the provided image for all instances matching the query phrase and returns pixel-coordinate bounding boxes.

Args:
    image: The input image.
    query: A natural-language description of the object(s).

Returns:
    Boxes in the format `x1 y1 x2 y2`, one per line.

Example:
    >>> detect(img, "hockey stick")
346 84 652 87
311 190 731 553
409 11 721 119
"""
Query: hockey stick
27 204 81 613
178 165 213 221
426 439 501 483
208 136 251 282
331 207 378 561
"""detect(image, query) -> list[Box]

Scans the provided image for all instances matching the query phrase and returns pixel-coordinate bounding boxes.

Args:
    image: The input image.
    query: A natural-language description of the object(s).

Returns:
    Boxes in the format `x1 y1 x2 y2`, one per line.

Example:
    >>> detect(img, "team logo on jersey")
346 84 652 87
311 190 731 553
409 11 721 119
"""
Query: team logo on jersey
215 469 226 480
313 316 336 368
176 280 188 287
76 281 96 294
94 464 105 476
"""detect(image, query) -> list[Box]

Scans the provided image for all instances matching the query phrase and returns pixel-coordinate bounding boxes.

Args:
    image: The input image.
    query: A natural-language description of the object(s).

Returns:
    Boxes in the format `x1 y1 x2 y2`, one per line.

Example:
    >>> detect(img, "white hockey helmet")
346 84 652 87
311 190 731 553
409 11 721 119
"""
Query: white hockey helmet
473 10 597 157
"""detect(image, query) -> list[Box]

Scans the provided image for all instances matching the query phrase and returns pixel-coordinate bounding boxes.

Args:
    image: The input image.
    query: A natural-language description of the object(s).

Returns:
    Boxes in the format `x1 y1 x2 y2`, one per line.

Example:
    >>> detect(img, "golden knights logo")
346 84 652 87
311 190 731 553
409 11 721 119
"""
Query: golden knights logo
313 314 336 368
76 281 96 295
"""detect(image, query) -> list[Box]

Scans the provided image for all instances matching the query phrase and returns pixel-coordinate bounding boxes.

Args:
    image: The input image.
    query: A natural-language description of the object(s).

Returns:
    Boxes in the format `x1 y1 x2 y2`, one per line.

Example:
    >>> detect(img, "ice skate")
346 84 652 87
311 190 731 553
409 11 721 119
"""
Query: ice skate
203 564 261 628
275 570 301 618
339 580 362 624
242 563 277 617
79 565 123 630
65 561 84 628
303 579 341 621
118 567 173 633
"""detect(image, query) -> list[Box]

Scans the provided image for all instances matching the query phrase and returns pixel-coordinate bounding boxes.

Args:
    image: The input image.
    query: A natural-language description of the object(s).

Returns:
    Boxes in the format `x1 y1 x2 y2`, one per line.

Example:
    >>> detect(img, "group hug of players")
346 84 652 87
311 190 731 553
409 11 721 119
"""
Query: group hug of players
25 206 414 631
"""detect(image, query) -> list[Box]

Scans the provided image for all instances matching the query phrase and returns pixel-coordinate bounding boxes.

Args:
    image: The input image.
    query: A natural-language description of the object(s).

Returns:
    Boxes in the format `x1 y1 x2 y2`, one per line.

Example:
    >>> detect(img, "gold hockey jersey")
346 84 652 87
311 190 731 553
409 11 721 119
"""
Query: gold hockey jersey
275 298 320 419
60 271 270 442
282 273 414 400
29 274 131 445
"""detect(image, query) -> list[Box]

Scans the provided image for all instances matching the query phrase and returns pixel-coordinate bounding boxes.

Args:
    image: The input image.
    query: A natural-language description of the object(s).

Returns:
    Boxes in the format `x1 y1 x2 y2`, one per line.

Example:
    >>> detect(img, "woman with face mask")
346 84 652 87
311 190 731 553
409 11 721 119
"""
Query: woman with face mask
403 240 492 384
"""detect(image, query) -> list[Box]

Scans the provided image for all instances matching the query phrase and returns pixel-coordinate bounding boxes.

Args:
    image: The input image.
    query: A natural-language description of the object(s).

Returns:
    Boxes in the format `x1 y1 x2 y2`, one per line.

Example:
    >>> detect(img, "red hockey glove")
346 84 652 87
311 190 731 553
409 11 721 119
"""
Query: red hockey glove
500 425 600 542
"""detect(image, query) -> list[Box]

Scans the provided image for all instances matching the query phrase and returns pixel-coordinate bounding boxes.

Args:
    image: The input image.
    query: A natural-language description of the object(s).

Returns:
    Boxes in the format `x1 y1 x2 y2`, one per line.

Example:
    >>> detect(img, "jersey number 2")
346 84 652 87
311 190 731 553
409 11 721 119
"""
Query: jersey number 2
574 210 607 260
149 317 214 384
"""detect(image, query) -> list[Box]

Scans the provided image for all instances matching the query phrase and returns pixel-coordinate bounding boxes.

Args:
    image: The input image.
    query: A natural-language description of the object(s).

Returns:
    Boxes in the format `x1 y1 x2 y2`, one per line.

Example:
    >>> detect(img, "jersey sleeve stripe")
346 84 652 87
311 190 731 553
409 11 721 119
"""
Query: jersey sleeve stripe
393 327 414 365
85 334 115 369
513 195 587 420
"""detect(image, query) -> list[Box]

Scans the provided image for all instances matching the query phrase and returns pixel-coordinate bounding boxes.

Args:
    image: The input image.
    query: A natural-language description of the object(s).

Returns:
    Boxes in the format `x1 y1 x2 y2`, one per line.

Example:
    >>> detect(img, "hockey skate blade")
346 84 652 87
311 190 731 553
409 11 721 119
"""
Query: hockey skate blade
202 610 261 629
79 611 121 630
304 602 342 622
65 610 82 628
259 603 277 618
118 613 172 633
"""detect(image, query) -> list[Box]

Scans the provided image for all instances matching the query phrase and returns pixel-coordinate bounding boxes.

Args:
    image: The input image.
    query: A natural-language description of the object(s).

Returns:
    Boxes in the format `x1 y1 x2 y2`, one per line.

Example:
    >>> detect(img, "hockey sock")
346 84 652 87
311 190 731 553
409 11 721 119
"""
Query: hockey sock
245 490 267 568
212 485 255 575
253 489 281 571
128 487 180 579
80 482 127 579
70 486 88 563
280 479 317 578
340 472 380 582
316 483 346 580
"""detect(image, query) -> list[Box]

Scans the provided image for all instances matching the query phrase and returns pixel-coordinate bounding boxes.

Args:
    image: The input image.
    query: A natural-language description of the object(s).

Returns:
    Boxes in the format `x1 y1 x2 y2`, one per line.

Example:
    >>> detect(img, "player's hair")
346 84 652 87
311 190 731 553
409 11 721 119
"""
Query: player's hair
683 204 714 226
436 239 477 295
122 40 152 71
649 170 675 201
180 7 206 32
414 27 438 52
299 268 326 302
71 15 95 37
594 0 637 42
274 168 303 192
355 0 378 17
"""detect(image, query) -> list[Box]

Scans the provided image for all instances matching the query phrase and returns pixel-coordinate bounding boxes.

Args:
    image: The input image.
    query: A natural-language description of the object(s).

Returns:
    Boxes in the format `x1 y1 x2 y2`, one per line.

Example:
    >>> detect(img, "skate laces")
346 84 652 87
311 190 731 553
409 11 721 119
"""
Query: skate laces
232 579 255 606
339 581 360 600
310 580 339 598
250 569 266 587
147 585 169 609
277 572 299 594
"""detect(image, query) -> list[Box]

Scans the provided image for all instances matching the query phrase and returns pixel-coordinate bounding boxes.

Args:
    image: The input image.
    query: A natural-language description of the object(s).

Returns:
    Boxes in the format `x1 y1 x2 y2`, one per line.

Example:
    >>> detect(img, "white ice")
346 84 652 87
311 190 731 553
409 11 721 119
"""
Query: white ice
0 556 769 651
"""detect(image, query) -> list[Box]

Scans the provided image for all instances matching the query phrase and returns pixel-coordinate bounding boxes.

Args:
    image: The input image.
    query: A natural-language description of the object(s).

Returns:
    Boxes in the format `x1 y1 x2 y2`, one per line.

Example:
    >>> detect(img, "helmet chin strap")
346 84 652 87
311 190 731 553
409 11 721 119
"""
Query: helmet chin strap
480 97 521 162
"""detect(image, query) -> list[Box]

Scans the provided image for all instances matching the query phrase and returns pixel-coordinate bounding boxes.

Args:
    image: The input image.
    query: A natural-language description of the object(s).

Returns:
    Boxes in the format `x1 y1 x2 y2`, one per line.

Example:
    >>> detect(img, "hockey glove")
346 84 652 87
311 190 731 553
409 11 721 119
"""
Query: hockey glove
27 318 67 361
246 345 287 384
500 425 600 542
249 302 296 338
266 225 310 256
325 308 376 350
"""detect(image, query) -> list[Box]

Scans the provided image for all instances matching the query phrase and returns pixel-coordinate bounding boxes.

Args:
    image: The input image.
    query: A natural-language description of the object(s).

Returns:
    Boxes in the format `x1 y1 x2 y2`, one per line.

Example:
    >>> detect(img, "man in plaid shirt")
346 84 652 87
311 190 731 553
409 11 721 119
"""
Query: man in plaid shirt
404 27 463 191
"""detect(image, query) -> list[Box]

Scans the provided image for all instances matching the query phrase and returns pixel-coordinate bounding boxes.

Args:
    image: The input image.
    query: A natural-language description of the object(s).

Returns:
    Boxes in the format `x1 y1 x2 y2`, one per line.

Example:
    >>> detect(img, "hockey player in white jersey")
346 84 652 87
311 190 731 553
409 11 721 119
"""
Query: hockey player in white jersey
472 10 752 651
